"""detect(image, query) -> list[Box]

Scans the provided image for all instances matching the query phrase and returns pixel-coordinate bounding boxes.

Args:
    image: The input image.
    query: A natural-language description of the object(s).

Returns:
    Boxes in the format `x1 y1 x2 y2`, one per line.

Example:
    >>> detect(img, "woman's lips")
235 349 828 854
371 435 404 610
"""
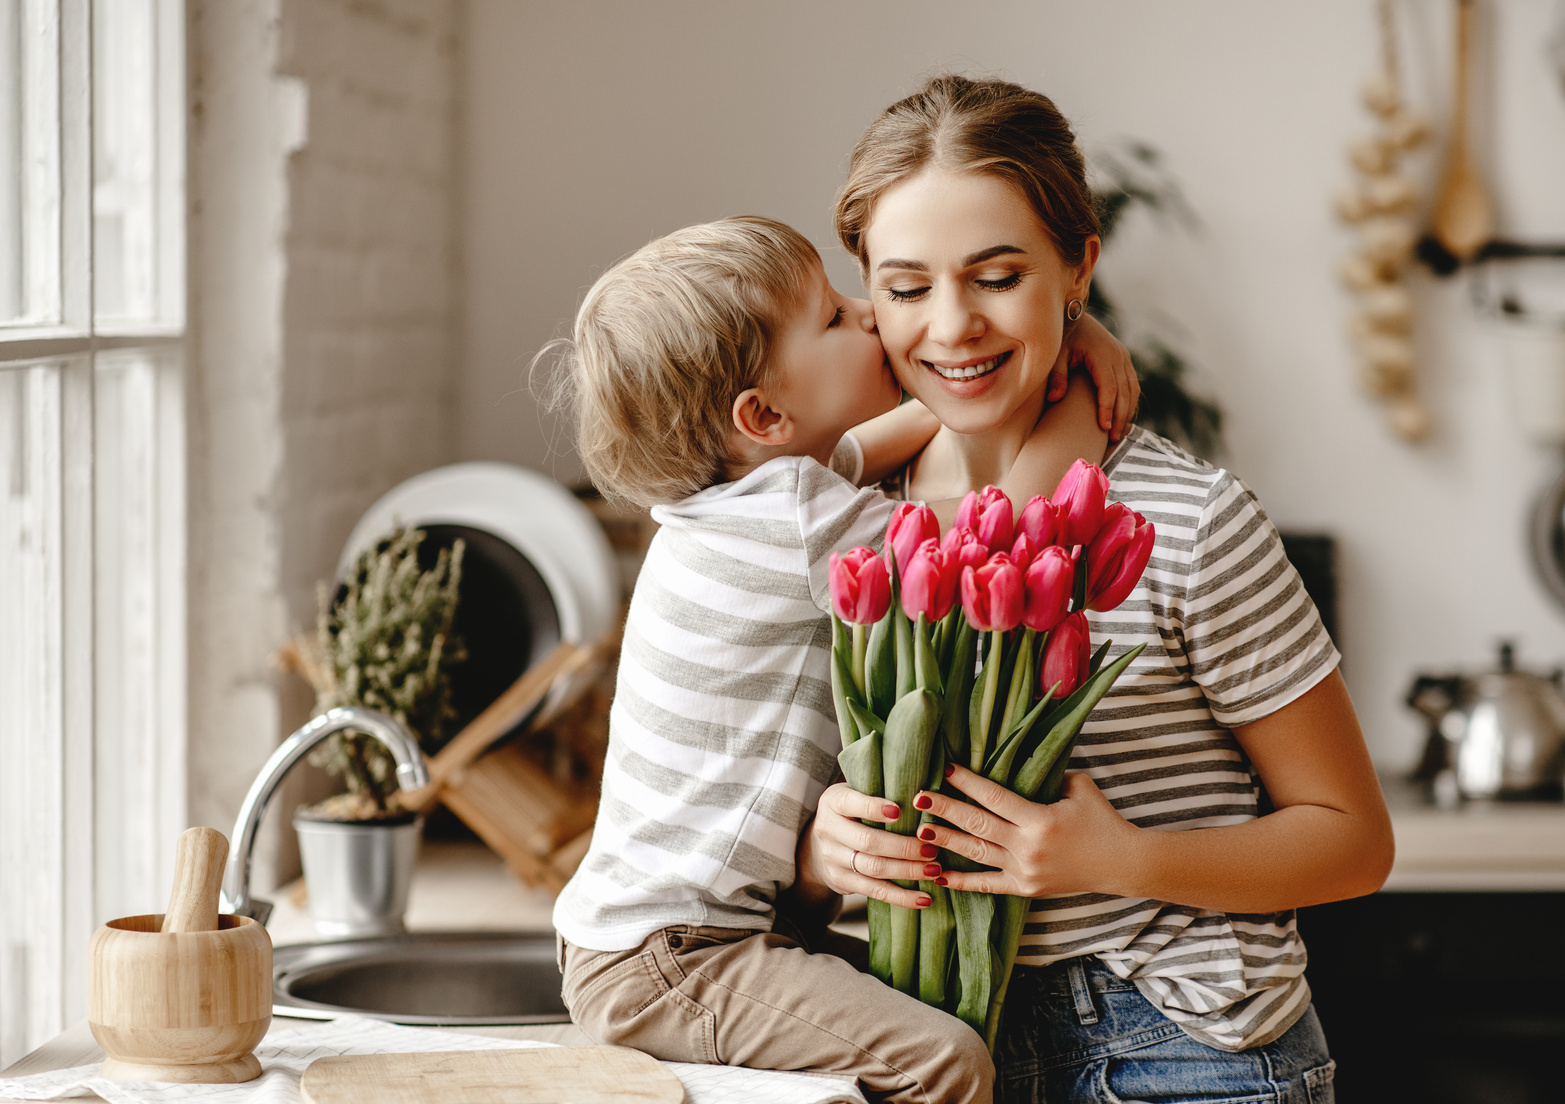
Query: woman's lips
923 350 1011 381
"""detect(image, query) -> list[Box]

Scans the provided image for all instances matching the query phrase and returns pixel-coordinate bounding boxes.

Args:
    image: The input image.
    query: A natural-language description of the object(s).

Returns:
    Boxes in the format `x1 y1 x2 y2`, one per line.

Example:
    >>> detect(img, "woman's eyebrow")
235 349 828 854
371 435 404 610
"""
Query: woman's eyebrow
963 244 1025 265
875 244 1026 273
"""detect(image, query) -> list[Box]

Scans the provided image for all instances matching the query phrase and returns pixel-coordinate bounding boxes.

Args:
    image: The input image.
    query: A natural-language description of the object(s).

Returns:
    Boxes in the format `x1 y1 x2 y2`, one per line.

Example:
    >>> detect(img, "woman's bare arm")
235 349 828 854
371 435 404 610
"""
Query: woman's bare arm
919 669 1396 912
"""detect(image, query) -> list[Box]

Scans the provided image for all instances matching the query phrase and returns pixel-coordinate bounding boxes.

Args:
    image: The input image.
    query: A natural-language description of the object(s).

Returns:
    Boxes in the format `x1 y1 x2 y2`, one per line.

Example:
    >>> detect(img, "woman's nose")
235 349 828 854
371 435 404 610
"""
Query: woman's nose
926 289 983 348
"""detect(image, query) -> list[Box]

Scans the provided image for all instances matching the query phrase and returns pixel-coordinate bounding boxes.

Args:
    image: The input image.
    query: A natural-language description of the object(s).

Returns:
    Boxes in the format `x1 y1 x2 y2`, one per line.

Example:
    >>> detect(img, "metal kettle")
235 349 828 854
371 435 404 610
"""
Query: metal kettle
1406 642 1565 800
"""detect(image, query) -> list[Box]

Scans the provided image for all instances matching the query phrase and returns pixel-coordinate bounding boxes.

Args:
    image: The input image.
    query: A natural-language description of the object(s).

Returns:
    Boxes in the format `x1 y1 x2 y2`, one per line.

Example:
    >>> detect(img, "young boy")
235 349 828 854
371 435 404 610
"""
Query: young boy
551 216 1132 1103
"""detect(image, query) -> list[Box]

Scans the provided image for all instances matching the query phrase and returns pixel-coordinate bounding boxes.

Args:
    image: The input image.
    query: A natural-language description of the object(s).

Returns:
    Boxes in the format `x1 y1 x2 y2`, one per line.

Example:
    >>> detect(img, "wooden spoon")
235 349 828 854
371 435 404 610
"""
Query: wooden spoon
1431 0 1493 260
161 826 229 933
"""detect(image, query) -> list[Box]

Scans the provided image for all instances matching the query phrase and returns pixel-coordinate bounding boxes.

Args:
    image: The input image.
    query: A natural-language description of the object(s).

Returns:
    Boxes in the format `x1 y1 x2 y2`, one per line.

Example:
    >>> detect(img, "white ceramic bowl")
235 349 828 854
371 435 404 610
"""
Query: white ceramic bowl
338 462 620 647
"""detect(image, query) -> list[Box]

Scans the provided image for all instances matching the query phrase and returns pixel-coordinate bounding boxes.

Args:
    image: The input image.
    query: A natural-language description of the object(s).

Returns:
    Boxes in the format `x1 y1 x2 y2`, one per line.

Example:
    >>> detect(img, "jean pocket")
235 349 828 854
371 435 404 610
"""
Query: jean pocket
1099 1053 1280 1104
566 949 718 1064
1302 1060 1335 1104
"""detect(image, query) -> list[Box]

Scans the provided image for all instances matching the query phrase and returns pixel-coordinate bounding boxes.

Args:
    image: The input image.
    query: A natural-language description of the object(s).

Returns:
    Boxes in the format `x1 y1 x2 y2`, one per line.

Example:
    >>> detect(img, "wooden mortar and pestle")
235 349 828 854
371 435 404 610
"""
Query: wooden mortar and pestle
88 827 272 1083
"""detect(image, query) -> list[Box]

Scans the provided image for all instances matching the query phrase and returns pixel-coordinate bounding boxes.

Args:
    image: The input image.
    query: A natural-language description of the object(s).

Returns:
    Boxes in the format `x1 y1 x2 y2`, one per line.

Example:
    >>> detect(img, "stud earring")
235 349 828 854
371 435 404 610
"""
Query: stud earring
1065 299 1084 322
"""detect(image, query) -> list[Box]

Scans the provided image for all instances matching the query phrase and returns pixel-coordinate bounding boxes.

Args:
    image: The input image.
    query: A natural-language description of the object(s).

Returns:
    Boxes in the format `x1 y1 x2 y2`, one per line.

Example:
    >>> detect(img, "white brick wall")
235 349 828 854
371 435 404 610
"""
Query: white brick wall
188 0 458 888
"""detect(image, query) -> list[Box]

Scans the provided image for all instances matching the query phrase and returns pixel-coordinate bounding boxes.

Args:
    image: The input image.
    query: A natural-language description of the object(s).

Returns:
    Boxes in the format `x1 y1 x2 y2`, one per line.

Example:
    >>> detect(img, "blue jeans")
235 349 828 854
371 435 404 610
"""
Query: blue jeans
995 957 1336 1104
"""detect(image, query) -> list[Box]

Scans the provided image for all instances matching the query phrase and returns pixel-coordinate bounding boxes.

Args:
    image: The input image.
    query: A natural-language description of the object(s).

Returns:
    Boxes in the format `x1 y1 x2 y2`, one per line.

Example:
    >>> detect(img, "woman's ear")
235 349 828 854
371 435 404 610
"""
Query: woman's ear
1070 235 1102 301
732 387 796 447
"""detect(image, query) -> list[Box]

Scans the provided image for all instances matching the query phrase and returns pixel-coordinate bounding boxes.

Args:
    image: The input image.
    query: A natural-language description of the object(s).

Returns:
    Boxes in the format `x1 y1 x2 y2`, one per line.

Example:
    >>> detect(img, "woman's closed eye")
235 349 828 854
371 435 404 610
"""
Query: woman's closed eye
976 272 1024 292
882 272 1026 303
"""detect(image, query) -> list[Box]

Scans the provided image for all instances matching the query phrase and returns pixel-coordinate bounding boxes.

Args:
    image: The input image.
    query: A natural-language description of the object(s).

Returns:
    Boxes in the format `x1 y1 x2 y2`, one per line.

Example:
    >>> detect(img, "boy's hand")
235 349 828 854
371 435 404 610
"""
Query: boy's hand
1045 313 1139 441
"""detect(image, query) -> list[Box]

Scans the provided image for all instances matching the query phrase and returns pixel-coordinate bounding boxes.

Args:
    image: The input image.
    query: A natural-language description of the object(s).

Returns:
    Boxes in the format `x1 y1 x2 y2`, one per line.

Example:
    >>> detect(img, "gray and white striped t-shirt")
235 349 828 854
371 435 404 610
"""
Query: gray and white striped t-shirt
1012 426 1339 1051
552 454 894 951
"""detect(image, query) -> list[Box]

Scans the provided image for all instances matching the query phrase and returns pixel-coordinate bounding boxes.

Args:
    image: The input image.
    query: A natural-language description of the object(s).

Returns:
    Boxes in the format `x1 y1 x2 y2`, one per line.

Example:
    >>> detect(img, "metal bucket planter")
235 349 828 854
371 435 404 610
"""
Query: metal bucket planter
294 809 423 939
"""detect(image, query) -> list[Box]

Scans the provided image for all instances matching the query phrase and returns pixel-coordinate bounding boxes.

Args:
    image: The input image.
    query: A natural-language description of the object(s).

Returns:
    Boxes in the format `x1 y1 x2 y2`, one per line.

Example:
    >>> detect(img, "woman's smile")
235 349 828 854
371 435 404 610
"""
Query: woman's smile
925 349 1011 382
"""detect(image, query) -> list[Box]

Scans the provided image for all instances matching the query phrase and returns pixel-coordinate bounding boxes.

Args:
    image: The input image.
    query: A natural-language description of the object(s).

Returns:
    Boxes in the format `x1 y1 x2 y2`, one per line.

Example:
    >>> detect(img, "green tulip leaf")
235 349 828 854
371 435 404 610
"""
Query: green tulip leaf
882 689 942 835
1012 643 1146 801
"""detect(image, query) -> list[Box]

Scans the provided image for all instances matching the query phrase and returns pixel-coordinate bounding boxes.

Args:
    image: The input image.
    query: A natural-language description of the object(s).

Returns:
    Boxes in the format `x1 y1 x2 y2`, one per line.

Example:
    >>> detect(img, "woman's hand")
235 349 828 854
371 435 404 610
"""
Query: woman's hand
1047 313 1139 441
912 764 1139 899
798 784 941 910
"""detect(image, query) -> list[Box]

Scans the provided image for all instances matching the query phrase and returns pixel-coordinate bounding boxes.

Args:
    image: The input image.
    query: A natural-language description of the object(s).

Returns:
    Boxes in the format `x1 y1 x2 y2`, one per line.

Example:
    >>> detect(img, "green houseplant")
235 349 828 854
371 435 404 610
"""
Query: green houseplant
291 526 466 936
1091 142 1224 459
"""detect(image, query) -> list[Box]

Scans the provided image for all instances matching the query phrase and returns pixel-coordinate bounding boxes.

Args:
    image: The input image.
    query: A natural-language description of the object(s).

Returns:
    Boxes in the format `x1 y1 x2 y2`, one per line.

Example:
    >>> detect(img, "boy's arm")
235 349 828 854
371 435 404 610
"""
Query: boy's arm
845 400 940 486
996 370 1110 506
1046 312 1140 441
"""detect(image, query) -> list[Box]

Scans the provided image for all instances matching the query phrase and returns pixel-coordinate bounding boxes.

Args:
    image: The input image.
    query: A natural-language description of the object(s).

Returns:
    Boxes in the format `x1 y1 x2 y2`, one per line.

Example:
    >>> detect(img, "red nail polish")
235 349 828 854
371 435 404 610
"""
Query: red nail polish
920 843 937 859
943 763 955 778
882 804 900 819
935 877 949 887
914 794 932 810
915 895 932 908
918 826 936 841
923 863 942 877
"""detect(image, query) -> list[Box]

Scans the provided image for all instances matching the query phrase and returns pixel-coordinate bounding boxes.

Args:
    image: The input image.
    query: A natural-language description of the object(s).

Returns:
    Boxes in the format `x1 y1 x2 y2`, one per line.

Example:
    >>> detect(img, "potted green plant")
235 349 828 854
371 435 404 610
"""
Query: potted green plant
291 526 466 937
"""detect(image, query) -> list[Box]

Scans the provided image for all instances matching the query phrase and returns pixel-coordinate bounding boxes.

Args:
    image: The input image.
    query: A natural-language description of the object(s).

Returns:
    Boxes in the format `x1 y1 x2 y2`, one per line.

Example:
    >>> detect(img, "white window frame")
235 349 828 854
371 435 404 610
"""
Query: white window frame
0 0 185 1066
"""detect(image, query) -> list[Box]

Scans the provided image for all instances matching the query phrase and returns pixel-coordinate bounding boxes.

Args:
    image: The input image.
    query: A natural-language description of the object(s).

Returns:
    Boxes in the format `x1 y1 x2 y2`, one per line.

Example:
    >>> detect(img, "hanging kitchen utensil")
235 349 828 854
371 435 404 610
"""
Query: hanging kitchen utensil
1430 0 1493 261
300 1047 685 1104
1336 0 1432 441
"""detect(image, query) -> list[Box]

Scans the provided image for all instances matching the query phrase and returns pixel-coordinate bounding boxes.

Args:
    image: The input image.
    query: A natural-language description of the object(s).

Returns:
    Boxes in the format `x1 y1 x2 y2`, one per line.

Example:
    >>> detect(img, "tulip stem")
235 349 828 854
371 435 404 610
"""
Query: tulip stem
970 630 1004 772
852 623 868 700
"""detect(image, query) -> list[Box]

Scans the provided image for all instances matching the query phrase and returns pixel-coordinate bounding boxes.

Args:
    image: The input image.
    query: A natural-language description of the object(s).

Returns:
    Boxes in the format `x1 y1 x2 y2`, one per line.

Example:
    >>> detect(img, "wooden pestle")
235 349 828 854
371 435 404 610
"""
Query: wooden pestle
161 827 229 933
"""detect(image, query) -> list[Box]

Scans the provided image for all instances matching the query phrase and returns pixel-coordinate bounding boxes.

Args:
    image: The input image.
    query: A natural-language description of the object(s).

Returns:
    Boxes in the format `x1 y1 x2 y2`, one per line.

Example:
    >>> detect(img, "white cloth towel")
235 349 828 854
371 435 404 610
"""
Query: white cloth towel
0 1016 866 1104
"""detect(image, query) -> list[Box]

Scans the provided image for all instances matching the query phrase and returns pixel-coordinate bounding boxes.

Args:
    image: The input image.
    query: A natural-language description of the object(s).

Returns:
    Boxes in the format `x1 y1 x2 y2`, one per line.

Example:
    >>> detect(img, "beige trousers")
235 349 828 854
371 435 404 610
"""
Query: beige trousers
560 921 994 1104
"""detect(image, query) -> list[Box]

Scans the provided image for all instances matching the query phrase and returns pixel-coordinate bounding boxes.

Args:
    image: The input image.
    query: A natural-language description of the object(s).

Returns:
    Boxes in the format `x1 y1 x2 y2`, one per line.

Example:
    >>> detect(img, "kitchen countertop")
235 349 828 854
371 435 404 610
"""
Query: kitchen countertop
7 792 1563 1086
1378 776 1565 891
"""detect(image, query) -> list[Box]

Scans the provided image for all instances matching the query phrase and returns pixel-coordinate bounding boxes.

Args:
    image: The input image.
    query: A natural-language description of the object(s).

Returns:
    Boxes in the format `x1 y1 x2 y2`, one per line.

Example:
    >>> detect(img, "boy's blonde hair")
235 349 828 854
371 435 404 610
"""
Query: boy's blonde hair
558 216 820 507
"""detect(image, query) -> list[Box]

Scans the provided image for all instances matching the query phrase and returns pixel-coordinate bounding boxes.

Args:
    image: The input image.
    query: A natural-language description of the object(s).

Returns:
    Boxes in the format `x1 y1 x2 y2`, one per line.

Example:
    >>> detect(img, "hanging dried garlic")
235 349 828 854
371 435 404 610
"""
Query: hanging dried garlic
1336 0 1432 442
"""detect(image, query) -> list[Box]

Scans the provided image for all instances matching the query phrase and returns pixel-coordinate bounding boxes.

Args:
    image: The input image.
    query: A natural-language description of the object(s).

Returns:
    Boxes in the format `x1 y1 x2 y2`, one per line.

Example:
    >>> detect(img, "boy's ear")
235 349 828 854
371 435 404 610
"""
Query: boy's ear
731 387 796 447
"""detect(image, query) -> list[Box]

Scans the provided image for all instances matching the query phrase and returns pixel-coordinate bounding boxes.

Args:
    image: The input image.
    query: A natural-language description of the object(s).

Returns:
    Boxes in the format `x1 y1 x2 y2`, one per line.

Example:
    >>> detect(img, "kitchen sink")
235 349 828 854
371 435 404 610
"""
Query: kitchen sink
272 930 571 1026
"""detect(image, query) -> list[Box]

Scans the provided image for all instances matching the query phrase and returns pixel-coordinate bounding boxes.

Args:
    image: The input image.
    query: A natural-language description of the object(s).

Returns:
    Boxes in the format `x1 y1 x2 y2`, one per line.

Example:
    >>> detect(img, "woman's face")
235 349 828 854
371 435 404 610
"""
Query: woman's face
864 167 1098 437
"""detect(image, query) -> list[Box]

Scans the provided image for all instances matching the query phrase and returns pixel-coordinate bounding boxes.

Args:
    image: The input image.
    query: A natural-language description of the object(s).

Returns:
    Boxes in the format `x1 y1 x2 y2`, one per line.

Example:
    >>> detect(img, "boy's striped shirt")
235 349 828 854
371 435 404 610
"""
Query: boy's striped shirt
552 455 893 951
1010 426 1339 1050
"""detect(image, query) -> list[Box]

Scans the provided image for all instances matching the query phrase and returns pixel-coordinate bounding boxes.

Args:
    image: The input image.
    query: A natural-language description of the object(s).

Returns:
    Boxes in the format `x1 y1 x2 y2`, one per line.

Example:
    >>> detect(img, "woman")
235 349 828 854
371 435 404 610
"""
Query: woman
796 75 1392 1103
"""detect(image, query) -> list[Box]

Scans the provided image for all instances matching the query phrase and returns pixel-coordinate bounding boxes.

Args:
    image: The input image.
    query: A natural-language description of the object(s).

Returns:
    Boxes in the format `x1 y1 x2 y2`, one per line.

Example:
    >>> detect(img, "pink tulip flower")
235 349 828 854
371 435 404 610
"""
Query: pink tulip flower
1009 533 1042 572
1084 503 1155 613
829 547 892 625
1021 544 1076 633
885 501 940 576
955 485 1015 552
1040 610 1092 698
900 538 958 622
1017 495 1060 549
960 553 1024 633
1052 460 1110 546
942 526 991 576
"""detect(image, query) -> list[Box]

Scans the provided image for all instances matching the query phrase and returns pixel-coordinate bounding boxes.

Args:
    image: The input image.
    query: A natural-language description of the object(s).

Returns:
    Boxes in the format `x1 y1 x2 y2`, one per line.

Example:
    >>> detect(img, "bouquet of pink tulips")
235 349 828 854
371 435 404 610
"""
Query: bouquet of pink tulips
826 461 1154 1051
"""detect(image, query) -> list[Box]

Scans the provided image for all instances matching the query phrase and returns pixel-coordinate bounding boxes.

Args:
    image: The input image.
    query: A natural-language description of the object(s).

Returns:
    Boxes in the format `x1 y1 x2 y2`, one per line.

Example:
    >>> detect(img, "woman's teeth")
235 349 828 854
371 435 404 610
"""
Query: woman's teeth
928 352 1007 380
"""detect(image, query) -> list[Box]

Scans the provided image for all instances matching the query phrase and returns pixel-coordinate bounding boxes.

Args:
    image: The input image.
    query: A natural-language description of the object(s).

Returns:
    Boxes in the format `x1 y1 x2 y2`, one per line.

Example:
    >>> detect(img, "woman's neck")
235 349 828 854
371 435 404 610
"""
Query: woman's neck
909 385 1049 501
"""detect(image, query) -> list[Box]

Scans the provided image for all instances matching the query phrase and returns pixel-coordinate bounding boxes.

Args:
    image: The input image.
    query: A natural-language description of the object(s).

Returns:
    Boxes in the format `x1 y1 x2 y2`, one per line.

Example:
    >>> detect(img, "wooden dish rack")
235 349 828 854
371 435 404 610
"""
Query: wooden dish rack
390 629 619 891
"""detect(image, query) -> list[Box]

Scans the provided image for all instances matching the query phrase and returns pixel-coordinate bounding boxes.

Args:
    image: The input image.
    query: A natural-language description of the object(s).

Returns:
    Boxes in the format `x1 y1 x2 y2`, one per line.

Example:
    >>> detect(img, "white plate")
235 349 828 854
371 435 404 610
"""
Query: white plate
338 462 620 646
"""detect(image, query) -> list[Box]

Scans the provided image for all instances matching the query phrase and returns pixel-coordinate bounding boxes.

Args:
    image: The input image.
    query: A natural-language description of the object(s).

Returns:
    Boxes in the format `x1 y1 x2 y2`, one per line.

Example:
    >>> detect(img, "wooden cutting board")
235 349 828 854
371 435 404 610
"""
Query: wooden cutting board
300 1047 686 1104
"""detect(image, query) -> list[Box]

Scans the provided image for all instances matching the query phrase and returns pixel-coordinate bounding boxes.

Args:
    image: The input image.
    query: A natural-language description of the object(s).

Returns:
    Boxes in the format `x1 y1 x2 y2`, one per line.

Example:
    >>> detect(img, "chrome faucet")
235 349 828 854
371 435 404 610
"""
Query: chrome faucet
221 706 430 925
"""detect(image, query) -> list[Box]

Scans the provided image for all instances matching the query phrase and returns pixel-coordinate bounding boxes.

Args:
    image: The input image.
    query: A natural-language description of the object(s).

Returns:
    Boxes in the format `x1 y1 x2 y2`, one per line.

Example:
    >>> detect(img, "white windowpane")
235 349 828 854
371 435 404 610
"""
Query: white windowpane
0 0 62 327
0 363 65 1068
94 0 172 326
93 348 184 924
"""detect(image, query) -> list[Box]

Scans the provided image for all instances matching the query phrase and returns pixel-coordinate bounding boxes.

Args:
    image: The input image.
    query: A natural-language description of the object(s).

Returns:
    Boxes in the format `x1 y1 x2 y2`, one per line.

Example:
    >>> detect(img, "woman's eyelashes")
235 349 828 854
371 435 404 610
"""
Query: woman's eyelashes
881 272 1026 302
